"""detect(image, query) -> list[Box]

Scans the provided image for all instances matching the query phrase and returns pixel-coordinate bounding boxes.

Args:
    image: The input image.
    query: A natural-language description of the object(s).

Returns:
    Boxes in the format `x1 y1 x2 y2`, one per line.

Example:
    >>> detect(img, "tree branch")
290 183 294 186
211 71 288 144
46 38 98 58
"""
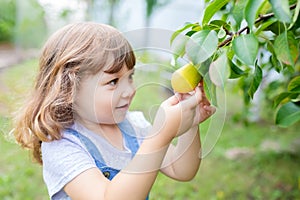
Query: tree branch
218 3 297 48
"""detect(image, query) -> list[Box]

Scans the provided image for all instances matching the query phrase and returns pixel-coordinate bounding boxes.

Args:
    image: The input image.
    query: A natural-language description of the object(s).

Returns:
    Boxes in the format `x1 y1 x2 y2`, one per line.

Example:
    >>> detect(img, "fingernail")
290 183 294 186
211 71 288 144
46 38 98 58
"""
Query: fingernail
189 90 196 95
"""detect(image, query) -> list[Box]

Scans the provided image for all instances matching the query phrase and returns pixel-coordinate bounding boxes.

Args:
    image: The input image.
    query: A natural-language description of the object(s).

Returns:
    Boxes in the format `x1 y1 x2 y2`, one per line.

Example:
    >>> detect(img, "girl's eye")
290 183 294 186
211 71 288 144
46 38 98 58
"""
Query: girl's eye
108 78 118 86
129 72 134 80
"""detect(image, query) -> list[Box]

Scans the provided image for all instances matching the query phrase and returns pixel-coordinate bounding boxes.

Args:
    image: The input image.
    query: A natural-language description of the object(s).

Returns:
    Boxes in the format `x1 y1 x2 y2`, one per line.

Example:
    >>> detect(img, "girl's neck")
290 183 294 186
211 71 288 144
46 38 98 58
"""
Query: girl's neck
98 124 124 150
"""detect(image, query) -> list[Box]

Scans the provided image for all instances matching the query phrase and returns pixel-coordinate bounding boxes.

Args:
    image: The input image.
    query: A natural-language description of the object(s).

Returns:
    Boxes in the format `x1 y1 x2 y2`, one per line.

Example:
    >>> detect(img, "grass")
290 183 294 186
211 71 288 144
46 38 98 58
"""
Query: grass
0 58 300 199
0 60 47 200
150 119 300 200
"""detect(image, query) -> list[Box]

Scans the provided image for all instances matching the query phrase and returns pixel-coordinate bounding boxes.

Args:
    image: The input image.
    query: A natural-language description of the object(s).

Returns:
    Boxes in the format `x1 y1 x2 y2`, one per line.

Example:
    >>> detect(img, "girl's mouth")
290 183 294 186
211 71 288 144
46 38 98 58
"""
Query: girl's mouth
116 104 129 110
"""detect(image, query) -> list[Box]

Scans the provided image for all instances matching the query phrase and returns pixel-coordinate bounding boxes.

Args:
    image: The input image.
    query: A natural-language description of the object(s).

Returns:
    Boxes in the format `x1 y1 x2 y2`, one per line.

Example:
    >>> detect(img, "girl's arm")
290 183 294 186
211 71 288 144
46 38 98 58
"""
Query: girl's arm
160 86 216 181
64 90 202 200
160 125 201 181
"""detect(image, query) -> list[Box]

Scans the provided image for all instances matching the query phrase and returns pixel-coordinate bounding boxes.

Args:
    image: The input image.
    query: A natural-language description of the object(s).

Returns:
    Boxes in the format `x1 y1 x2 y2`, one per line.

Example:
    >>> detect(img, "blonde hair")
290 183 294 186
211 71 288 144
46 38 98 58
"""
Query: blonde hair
13 22 135 164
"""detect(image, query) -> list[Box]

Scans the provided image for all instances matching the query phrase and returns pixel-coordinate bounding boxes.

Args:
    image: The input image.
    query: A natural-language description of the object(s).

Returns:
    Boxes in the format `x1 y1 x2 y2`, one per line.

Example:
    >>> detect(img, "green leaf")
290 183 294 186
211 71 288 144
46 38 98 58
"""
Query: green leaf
258 0 272 14
274 92 299 107
239 76 252 105
248 62 263 99
289 0 300 29
192 24 201 31
171 35 189 60
217 26 226 39
232 33 259 65
232 0 248 29
203 73 218 107
170 22 194 44
286 32 300 64
274 92 291 108
202 0 230 25
185 30 197 37
274 92 299 108
229 60 247 79
288 76 300 92
274 31 294 66
255 18 277 35
269 0 291 23
271 54 283 72
275 102 300 127
266 21 286 34
267 42 284 72
245 0 264 29
186 30 218 65
209 52 229 88
198 58 212 76
207 20 231 31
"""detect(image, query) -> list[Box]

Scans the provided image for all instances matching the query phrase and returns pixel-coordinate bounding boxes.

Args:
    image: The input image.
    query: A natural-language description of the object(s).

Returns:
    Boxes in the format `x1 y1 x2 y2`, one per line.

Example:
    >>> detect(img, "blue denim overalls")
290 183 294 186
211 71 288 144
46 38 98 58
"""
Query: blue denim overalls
65 118 149 200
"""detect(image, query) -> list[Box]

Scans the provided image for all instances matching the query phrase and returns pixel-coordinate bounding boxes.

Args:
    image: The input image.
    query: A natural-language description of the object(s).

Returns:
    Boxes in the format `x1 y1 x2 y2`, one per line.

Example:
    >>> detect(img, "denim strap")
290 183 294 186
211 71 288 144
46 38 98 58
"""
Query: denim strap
118 119 140 157
64 128 105 165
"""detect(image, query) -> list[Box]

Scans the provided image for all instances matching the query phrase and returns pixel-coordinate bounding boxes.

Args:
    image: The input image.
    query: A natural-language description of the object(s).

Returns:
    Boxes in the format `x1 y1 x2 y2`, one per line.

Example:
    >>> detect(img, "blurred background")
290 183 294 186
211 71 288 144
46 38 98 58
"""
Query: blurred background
0 0 300 199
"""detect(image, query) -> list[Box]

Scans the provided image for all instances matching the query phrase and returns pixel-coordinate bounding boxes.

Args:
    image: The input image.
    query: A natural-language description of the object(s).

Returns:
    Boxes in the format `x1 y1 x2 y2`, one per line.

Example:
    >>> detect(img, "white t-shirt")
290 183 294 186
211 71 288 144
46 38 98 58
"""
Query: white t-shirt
41 111 151 199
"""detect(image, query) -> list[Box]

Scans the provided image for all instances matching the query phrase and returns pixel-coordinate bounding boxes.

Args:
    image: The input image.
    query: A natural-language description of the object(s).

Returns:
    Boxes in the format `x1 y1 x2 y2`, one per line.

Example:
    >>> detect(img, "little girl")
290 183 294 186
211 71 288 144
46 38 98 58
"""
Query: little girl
14 22 215 200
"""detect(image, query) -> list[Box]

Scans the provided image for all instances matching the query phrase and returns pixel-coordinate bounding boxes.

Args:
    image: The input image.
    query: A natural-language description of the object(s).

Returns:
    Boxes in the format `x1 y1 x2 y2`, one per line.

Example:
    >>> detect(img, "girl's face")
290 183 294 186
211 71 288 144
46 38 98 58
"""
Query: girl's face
74 65 136 125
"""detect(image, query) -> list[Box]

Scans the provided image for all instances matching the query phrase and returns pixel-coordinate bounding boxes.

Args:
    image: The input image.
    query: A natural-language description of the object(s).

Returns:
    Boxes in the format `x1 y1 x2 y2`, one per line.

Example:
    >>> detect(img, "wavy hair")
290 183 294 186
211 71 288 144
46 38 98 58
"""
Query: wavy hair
13 22 136 164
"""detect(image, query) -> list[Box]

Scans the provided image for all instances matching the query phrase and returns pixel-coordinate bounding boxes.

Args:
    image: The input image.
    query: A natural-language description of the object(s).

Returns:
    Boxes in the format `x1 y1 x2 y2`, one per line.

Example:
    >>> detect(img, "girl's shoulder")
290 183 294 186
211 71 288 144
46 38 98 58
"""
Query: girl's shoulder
41 129 87 152
41 129 96 199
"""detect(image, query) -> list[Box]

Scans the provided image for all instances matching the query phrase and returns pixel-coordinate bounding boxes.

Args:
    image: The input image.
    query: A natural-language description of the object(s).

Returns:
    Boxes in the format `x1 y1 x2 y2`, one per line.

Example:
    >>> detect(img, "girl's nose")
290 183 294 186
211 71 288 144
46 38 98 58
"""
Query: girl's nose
121 83 135 98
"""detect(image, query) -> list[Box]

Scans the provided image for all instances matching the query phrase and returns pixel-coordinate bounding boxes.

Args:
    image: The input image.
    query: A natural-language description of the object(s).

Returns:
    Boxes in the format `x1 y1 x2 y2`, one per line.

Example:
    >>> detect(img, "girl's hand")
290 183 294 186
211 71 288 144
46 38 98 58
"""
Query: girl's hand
151 87 202 140
194 82 216 125
176 82 216 127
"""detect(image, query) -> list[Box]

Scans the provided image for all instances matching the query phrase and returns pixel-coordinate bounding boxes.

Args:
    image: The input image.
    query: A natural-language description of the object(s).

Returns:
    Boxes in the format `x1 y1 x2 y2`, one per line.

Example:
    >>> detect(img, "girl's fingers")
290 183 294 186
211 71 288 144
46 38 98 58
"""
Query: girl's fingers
203 105 216 118
176 93 190 101
181 86 202 109
193 86 202 104
163 95 180 106
206 105 216 113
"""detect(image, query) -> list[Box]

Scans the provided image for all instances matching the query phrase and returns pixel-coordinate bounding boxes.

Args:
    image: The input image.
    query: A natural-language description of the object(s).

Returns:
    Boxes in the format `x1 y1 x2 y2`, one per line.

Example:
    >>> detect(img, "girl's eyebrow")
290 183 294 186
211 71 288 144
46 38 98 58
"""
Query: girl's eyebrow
103 68 135 76
101 73 118 82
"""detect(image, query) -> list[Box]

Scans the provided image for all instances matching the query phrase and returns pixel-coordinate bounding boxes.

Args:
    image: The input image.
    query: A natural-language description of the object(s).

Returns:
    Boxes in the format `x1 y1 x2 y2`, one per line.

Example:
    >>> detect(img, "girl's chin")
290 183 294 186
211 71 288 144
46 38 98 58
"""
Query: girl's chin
112 112 128 123
94 110 128 124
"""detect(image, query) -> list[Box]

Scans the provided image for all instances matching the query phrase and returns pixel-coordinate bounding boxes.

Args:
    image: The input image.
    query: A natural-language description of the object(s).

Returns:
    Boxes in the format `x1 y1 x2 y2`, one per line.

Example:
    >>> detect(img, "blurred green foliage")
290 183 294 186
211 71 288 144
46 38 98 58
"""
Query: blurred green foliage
15 0 47 48
0 0 16 42
0 0 47 48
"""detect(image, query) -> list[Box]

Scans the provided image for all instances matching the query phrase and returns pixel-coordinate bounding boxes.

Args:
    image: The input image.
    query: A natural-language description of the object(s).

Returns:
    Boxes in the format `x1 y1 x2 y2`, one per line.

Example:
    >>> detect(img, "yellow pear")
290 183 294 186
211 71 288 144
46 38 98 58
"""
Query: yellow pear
171 63 202 93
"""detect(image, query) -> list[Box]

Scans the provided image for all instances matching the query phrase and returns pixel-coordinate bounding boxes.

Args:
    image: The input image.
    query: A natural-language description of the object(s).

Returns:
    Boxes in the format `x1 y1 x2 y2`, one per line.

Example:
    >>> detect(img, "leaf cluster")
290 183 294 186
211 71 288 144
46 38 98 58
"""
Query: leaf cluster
171 0 300 127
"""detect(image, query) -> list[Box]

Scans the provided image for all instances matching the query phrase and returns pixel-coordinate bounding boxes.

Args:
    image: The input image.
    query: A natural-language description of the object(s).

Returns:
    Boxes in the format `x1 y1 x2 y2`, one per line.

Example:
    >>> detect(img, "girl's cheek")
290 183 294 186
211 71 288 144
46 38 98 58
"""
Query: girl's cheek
131 90 136 99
